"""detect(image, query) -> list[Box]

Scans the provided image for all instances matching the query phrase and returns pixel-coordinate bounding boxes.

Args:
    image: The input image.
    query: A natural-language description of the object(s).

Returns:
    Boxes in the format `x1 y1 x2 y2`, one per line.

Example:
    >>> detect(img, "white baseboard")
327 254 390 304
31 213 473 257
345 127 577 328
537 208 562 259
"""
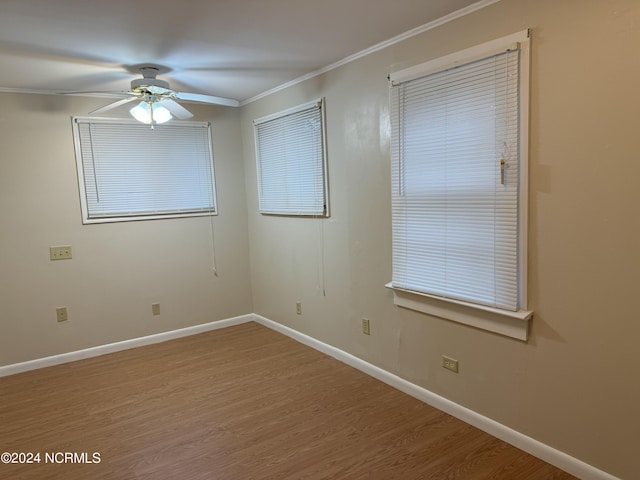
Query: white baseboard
0 312 620 480
0 314 253 378
252 314 620 480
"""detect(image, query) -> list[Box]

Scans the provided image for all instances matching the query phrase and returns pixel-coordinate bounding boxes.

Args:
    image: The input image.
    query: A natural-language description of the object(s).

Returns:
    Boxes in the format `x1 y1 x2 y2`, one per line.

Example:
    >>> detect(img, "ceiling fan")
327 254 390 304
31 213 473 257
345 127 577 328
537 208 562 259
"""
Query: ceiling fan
87 65 239 125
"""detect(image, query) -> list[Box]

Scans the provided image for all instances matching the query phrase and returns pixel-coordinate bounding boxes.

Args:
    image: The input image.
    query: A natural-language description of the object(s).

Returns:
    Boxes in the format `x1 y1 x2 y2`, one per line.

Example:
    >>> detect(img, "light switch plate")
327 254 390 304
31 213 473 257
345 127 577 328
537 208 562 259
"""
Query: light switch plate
50 246 72 260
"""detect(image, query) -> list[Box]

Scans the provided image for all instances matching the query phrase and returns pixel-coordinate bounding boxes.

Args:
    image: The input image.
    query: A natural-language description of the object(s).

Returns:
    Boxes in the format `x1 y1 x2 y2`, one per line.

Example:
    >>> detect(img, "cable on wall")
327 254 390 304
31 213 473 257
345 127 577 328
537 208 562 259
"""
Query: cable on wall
316 214 326 296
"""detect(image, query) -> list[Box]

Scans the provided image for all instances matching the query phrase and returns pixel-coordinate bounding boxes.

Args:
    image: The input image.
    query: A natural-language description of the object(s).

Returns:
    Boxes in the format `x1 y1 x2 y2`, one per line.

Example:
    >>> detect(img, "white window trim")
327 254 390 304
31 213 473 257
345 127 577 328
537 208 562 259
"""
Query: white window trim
253 98 330 217
386 283 532 341
72 117 218 224
387 29 532 341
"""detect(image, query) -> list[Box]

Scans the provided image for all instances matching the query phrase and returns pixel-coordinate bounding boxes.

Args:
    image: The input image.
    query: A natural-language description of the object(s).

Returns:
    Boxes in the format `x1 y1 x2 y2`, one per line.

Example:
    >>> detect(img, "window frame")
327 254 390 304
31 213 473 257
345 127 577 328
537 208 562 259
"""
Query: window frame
387 30 532 341
72 116 218 224
253 98 329 217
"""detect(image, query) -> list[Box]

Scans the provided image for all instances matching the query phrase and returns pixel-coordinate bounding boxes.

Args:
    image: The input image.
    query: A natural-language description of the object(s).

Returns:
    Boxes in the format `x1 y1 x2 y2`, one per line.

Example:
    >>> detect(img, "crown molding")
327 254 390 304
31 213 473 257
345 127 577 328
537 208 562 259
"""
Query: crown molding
241 0 503 105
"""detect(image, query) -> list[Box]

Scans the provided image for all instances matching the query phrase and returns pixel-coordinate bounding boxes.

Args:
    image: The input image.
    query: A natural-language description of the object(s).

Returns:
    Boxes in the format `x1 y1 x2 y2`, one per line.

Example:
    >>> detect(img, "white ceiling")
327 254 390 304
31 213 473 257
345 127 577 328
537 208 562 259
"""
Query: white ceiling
0 0 482 104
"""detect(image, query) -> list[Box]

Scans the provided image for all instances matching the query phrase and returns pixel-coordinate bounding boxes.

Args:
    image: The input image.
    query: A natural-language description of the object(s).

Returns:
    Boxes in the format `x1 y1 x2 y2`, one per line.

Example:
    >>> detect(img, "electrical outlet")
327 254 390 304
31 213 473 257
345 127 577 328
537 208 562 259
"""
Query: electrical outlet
296 302 302 315
56 307 68 323
50 245 72 260
362 318 370 335
152 303 161 316
442 355 459 373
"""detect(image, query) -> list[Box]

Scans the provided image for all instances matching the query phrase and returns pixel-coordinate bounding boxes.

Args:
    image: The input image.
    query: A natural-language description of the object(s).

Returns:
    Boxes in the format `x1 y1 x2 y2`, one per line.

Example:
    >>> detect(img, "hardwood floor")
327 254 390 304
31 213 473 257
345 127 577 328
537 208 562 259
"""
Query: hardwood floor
0 322 576 479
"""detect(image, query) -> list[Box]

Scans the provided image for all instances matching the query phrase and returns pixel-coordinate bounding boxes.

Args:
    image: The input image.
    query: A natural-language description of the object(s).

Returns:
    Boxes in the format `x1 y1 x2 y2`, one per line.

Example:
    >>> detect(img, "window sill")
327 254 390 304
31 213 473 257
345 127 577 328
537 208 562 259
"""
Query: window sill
385 283 532 341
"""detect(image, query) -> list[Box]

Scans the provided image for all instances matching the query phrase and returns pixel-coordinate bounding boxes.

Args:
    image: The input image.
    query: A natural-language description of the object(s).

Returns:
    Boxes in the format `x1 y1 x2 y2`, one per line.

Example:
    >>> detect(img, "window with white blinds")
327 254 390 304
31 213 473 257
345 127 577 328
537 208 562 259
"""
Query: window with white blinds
73 117 217 224
254 98 328 216
389 31 530 318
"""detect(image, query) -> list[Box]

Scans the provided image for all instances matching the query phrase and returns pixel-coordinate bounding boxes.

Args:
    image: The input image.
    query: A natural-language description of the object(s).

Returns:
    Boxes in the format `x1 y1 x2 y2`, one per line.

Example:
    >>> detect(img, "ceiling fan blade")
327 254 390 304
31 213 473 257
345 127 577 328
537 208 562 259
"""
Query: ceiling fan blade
59 91 136 99
161 99 193 120
175 92 239 107
89 96 139 115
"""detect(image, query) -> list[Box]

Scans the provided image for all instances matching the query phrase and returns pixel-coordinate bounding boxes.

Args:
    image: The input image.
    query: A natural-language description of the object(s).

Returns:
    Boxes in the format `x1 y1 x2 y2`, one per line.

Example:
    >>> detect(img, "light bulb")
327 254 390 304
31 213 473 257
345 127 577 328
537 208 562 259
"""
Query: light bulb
130 102 152 124
152 103 172 124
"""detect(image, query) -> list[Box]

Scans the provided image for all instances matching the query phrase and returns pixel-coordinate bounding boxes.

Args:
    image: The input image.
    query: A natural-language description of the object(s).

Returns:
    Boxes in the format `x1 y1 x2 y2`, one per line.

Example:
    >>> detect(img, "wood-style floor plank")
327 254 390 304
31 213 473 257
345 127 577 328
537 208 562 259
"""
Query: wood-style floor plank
0 322 576 479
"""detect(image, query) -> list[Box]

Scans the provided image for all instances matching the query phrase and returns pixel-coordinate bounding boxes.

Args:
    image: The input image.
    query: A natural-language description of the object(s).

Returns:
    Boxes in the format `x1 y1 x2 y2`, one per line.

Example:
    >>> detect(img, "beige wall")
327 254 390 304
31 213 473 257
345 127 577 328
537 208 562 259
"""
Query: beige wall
0 94 253 365
240 1 640 478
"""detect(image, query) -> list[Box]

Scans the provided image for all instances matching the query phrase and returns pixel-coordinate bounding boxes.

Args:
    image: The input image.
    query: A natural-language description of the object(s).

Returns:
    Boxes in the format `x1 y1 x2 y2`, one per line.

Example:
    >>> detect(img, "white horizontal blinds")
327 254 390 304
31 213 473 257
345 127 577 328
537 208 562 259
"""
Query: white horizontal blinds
391 48 521 311
76 120 215 219
255 100 326 215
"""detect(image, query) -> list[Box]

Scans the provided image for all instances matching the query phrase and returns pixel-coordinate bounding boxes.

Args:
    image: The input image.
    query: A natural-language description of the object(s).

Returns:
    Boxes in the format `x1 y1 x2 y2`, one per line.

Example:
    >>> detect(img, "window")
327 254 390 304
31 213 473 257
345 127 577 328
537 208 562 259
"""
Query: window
254 98 328 216
73 117 217 224
388 30 532 340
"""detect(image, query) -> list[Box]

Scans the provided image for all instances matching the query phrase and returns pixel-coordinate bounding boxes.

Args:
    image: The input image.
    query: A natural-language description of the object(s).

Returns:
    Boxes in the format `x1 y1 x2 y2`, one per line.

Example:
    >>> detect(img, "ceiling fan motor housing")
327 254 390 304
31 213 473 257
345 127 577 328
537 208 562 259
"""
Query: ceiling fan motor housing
131 67 171 92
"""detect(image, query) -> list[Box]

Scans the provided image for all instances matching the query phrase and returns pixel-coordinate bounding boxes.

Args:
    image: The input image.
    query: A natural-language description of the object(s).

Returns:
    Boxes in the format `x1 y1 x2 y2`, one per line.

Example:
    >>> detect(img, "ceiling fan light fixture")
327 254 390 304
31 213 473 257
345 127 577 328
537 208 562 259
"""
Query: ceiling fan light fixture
129 101 172 125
